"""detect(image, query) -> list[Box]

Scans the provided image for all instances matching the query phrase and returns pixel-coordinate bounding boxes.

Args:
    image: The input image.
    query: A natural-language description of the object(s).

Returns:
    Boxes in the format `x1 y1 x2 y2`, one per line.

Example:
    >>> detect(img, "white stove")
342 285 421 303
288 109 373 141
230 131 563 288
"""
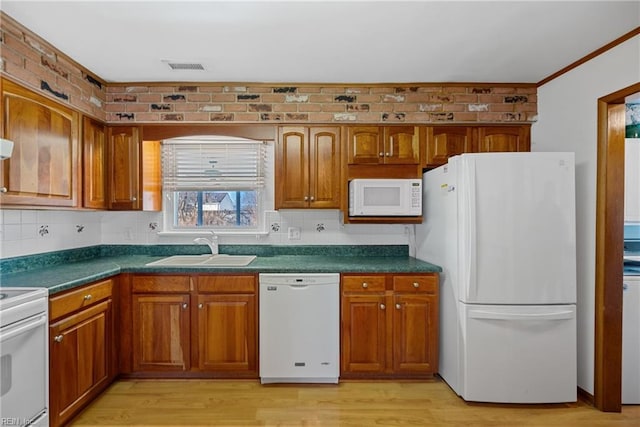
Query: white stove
0 287 49 426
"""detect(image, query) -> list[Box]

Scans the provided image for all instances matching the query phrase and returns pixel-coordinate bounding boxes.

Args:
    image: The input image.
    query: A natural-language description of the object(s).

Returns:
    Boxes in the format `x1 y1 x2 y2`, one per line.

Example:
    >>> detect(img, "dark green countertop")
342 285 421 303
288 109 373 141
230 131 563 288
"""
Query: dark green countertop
0 247 441 295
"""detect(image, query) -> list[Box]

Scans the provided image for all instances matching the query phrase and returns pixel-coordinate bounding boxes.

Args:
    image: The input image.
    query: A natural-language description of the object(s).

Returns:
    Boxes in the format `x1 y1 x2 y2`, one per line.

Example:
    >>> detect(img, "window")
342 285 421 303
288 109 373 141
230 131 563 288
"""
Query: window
162 137 267 231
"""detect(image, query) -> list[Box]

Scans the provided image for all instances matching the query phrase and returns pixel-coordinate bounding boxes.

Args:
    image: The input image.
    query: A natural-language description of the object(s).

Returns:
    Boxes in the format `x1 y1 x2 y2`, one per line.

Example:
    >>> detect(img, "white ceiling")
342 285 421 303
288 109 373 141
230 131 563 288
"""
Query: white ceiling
1 1 639 84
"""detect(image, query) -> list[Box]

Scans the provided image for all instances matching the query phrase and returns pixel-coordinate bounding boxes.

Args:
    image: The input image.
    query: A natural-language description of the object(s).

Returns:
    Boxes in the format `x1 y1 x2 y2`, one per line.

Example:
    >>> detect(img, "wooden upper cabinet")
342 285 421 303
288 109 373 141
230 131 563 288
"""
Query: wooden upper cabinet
276 126 340 209
383 126 420 164
348 126 419 165
107 126 141 210
1 78 79 207
425 126 475 167
477 125 531 153
82 117 107 209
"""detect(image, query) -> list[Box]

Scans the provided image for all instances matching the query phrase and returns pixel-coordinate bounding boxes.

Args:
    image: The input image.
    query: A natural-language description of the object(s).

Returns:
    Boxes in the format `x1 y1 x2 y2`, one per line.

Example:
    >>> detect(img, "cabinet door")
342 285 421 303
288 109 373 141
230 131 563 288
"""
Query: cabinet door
195 294 257 374
309 126 341 208
477 126 530 152
1 79 79 207
347 126 382 164
341 293 387 374
132 294 190 371
276 127 309 208
425 126 475 167
383 126 420 164
108 126 141 210
392 294 438 374
50 300 111 427
83 117 107 209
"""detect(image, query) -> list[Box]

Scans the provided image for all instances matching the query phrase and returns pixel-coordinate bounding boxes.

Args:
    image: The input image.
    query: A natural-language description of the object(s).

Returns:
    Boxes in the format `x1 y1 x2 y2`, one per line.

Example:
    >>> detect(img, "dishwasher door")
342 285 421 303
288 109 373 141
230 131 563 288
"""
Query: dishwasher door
259 273 339 384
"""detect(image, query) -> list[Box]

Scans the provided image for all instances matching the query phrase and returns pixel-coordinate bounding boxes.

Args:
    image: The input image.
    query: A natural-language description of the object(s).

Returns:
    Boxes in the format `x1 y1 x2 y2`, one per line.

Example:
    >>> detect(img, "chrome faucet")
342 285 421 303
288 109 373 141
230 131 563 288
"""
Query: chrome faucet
194 232 219 255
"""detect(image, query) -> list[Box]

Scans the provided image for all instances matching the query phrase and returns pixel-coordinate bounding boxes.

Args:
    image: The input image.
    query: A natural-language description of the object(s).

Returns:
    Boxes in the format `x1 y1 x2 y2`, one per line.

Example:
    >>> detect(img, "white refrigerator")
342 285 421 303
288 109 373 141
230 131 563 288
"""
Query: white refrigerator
415 152 577 403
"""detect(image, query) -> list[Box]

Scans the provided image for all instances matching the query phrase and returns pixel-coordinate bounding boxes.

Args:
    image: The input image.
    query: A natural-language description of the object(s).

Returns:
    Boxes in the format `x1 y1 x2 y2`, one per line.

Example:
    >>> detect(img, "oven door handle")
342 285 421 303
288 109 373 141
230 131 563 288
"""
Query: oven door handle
0 314 47 343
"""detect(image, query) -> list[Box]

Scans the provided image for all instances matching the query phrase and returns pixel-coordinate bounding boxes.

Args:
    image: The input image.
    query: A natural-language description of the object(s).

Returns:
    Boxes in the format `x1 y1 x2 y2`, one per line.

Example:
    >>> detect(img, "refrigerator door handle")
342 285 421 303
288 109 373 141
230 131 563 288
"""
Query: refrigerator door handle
468 309 575 321
461 158 478 301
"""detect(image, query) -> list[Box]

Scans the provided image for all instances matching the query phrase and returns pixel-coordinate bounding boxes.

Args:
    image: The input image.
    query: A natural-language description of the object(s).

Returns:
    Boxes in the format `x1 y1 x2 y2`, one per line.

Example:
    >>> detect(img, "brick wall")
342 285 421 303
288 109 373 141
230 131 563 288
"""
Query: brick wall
0 13 107 120
106 84 537 124
0 12 537 125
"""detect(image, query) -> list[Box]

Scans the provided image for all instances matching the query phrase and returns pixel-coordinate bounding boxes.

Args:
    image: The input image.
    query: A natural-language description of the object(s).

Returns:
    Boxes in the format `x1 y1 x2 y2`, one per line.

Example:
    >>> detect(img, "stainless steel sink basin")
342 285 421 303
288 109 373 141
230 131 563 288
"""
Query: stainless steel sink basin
146 254 257 267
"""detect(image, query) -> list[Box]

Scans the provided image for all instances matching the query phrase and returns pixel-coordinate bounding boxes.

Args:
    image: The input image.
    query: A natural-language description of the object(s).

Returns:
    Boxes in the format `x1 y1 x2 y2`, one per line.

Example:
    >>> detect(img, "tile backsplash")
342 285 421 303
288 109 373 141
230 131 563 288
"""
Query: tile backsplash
1 209 411 259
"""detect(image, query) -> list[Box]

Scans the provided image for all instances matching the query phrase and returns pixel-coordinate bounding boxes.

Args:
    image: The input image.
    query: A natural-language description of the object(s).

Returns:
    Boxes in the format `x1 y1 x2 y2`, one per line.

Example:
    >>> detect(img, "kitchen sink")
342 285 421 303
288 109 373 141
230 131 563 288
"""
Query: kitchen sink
146 254 257 267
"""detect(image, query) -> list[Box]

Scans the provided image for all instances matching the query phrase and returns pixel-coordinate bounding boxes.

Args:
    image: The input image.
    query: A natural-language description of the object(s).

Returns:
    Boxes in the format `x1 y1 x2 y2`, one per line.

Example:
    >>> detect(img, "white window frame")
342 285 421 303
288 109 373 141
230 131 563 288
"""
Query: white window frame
160 136 274 236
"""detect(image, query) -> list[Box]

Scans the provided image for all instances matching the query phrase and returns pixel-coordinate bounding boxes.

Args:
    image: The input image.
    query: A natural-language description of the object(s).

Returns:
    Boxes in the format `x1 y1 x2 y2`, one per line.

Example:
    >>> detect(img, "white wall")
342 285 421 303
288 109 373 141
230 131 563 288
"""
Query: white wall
532 35 640 394
0 208 410 259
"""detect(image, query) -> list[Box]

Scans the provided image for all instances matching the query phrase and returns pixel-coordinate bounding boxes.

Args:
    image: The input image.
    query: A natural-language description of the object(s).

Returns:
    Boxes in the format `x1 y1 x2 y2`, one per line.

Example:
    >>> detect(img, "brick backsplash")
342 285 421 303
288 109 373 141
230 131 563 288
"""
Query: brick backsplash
0 12 537 125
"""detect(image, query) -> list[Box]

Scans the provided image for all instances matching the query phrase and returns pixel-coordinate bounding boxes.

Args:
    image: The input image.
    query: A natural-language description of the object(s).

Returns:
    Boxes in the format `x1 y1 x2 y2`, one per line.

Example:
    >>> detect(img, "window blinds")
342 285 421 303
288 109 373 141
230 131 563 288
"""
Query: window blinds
162 140 266 191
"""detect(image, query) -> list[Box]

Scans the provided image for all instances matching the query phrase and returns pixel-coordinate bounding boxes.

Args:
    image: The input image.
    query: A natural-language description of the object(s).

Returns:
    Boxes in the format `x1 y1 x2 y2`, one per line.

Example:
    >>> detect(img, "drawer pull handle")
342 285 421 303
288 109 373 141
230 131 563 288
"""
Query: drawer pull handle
413 282 420 288
362 282 368 288
84 294 92 301
380 303 386 310
54 335 63 343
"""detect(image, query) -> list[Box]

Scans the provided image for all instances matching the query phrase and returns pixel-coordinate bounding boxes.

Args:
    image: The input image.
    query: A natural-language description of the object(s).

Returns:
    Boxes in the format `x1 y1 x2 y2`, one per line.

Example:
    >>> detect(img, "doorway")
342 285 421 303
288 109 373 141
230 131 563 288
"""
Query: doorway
595 82 640 412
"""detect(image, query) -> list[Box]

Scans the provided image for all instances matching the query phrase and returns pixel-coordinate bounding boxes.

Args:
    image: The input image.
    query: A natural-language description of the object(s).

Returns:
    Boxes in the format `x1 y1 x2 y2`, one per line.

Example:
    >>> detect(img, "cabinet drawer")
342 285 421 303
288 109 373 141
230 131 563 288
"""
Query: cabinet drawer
132 275 191 293
49 279 113 321
197 275 256 293
342 275 386 292
393 275 437 293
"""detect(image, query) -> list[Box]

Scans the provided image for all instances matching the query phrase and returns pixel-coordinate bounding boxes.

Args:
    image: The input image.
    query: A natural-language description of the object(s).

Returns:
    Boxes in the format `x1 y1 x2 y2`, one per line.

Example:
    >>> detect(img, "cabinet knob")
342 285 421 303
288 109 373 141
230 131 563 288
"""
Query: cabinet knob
413 282 420 288
380 303 386 310
385 152 390 157
182 303 188 309
396 303 401 310
84 294 92 301
304 196 309 201
362 282 368 288
198 303 203 309
310 196 315 201
54 335 63 343
379 152 384 157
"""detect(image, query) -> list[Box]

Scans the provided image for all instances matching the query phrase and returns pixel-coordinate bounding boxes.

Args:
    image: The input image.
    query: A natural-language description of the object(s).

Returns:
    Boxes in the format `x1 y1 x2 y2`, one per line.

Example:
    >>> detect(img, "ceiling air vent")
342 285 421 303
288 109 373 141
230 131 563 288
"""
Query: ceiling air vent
166 62 205 71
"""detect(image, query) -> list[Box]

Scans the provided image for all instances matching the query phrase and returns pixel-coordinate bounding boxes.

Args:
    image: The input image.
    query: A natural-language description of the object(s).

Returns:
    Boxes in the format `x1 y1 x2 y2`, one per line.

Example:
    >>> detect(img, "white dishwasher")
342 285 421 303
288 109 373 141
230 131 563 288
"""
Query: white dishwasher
259 273 340 384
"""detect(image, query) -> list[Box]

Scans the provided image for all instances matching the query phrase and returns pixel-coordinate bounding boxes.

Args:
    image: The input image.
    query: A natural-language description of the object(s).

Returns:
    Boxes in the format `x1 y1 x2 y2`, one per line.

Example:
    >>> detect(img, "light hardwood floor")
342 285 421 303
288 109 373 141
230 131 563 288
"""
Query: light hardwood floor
70 379 640 426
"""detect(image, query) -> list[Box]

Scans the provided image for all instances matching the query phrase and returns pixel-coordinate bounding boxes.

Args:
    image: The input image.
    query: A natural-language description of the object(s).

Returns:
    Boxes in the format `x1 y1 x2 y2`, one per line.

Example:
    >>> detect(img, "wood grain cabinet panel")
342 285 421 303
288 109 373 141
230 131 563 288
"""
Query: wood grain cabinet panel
132 293 191 371
276 126 340 209
341 293 387 374
82 117 107 209
195 294 256 374
107 126 141 210
128 274 258 378
348 126 419 165
425 126 475 167
49 280 114 427
1 78 79 207
477 125 531 153
341 273 438 378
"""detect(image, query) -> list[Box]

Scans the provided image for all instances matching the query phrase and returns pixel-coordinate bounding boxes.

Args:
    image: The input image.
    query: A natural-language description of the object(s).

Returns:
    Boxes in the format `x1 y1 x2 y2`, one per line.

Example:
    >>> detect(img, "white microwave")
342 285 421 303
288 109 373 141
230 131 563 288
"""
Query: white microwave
349 178 422 216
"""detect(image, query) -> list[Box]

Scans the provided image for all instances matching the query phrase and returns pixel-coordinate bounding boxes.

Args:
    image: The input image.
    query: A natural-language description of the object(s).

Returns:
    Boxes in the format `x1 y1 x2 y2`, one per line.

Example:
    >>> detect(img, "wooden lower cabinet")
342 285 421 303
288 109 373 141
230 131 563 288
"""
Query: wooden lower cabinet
49 279 114 427
128 274 258 378
341 273 438 378
132 293 191 371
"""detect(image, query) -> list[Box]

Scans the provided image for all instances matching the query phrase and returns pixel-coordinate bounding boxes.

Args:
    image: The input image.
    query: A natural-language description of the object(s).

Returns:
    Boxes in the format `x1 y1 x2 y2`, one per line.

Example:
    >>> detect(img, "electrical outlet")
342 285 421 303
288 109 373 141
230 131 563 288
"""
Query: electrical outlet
288 227 301 240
